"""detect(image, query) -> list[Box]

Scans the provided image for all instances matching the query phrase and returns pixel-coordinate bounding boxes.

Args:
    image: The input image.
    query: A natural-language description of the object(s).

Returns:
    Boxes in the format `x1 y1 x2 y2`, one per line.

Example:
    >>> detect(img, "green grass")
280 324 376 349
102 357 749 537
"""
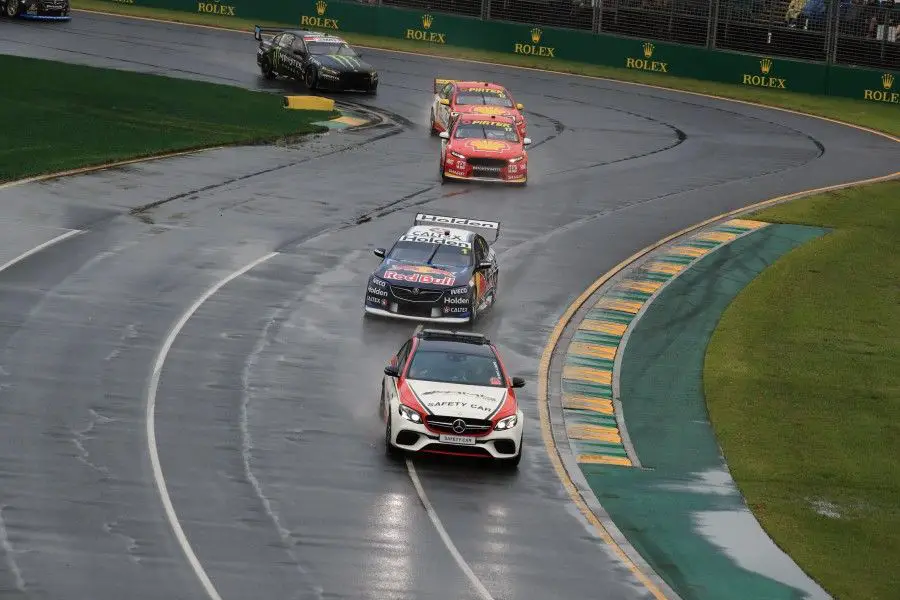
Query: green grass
0 53 337 182
703 179 900 600
73 0 900 138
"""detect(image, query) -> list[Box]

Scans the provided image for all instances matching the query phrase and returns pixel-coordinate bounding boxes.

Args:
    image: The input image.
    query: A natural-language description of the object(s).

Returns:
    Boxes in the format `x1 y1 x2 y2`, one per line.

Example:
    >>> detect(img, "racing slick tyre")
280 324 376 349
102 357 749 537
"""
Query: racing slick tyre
260 57 276 80
5 0 21 17
429 110 438 136
499 444 522 469
367 83 378 95
304 67 318 91
468 290 478 323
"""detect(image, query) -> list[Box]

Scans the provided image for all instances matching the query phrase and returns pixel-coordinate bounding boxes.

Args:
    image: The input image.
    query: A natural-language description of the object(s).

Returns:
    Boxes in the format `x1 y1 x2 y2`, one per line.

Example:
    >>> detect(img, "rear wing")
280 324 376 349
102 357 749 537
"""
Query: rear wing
253 25 282 41
433 78 460 94
414 213 501 243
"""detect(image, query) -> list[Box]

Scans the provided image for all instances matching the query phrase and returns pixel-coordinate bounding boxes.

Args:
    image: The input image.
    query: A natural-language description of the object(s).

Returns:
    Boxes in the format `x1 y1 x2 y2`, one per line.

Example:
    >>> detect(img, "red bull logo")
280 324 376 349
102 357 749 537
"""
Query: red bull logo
384 264 457 286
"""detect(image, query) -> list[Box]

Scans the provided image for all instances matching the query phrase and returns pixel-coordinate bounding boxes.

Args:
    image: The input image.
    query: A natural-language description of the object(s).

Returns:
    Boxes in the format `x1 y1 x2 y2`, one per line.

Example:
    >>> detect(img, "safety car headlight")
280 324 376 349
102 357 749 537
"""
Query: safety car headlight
399 404 423 423
450 151 466 160
508 156 524 163
495 415 518 430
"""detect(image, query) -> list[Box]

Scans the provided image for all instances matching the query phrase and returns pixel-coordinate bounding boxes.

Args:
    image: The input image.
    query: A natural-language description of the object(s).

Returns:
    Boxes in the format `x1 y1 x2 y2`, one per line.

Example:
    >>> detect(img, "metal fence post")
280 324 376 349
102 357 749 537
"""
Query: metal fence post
706 0 720 48
592 0 602 34
481 0 490 21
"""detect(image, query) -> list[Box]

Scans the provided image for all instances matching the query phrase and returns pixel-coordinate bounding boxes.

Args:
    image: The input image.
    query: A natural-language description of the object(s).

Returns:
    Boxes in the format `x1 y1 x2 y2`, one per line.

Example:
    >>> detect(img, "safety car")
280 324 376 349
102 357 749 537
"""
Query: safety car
381 328 525 466
2 0 70 20
254 25 378 93
364 213 500 323
430 79 526 138
439 114 531 185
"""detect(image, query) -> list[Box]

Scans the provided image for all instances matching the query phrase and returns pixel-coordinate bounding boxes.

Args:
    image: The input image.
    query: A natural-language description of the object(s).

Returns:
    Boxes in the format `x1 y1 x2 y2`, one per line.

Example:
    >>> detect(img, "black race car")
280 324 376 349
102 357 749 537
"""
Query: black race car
364 213 501 324
254 25 378 94
2 0 70 20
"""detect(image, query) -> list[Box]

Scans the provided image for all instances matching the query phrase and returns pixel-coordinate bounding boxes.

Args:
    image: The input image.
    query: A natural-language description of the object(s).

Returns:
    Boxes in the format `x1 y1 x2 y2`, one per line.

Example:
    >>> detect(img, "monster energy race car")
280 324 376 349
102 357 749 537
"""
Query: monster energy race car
254 25 378 94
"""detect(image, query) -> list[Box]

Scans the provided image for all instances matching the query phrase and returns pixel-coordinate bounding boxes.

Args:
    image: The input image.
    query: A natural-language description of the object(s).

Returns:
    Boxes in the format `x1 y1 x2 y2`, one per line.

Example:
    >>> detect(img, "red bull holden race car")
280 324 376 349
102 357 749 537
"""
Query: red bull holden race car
364 214 500 323
439 114 531 185
430 79 527 138
381 328 525 466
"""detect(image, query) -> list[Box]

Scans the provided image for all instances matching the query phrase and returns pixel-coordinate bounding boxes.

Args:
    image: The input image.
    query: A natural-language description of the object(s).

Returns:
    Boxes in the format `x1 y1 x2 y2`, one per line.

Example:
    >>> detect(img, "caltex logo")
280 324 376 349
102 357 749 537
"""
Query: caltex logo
315 0 326 16
643 42 654 58
530 28 542 43
422 13 433 29
883 73 894 90
760 58 773 75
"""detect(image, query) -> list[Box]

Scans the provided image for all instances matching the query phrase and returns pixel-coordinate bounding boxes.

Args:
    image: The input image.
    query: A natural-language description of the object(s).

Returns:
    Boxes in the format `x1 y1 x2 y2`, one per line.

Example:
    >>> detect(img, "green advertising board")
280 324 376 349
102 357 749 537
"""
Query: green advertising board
88 0 897 106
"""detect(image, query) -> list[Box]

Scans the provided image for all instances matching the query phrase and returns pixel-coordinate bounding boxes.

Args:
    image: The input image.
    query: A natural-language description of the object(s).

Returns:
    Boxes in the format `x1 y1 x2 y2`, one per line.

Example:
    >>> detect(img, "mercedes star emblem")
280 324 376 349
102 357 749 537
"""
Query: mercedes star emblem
451 419 466 434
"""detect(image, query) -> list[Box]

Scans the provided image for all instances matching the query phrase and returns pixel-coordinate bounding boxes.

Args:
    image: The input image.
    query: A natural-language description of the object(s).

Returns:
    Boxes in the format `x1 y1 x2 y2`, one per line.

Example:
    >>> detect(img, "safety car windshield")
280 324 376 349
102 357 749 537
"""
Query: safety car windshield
307 41 357 56
387 241 472 268
455 91 514 107
407 350 506 387
453 123 519 142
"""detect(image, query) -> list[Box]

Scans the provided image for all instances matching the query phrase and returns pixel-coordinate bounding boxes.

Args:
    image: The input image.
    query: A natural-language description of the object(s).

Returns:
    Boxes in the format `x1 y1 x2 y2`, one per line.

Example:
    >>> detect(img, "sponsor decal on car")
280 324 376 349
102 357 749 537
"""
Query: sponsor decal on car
425 399 493 412
444 295 469 305
467 106 510 115
415 214 500 230
367 285 388 296
459 88 506 94
467 120 514 128
384 268 457 286
464 140 510 153
449 287 469 295
366 295 388 305
399 234 471 248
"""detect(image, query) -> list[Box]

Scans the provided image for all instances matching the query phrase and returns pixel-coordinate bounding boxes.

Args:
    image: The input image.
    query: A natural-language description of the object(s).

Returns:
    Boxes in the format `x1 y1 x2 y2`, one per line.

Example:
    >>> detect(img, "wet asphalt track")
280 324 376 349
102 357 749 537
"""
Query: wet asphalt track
1 11 898 600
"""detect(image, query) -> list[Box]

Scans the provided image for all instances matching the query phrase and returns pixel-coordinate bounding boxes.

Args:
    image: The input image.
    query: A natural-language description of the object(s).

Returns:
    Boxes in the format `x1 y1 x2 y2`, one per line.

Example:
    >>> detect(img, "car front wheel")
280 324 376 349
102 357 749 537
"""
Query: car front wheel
499 444 522 469
305 67 318 90
385 414 400 459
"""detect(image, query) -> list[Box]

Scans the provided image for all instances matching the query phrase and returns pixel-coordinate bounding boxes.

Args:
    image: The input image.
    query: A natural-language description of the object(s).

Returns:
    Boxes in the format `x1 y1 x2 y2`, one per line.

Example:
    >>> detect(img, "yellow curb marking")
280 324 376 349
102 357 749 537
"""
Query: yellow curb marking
595 298 643 314
331 116 368 126
726 218 768 229
669 245 711 258
578 454 634 467
568 342 617 361
620 279 664 294
284 95 335 111
562 366 612 386
562 395 615 414
695 230 739 243
568 424 622 443
644 261 687 275
578 319 628 336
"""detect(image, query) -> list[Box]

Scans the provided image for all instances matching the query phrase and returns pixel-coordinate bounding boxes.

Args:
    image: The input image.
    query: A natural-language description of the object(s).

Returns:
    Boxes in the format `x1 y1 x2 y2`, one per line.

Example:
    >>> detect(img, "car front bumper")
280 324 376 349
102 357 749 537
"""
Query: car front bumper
388 410 524 459
444 172 527 184
365 306 470 324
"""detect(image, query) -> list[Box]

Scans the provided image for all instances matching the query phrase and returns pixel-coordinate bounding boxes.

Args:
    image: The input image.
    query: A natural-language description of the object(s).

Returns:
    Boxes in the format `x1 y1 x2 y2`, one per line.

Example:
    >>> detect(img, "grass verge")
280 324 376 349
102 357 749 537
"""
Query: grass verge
73 0 900 138
0 53 337 183
703 179 900 600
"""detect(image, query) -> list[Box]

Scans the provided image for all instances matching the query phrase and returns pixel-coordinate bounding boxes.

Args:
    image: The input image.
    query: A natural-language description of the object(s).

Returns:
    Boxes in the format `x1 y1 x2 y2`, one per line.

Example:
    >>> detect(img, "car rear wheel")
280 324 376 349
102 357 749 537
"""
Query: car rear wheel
429 110 438 136
5 1 21 17
260 57 275 80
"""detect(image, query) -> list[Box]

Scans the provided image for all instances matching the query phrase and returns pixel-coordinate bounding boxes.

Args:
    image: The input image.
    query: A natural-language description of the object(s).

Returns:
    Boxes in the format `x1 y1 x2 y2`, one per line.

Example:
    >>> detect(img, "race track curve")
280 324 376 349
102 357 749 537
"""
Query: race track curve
0 11 897 600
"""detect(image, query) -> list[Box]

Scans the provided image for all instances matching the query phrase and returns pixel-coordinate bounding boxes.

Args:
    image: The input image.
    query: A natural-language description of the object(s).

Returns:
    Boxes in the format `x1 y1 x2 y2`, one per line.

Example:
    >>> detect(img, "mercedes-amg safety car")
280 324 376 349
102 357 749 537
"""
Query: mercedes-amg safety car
381 328 525 466
2 0 70 19
364 214 500 323
430 79 526 138
439 114 531 185
254 25 378 93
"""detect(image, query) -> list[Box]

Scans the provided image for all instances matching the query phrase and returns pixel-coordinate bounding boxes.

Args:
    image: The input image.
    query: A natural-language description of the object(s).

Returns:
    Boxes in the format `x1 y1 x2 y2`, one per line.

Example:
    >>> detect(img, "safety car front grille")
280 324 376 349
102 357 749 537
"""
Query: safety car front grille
426 415 493 434
467 158 507 168
390 285 444 303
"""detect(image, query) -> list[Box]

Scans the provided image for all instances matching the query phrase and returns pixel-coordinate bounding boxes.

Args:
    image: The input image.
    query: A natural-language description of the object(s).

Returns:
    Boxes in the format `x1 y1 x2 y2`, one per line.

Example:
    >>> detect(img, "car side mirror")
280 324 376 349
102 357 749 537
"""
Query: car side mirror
516 103 524 110
476 260 492 270
439 98 450 106
384 365 400 377
374 248 385 258
438 131 450 139
523 137 532 146
511 377 525 388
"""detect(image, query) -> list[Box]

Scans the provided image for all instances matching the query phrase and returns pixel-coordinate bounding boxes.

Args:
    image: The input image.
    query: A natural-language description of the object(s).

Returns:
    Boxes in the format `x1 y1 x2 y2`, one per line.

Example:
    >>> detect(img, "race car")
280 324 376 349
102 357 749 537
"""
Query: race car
439 114 531 185
364 213 500 323
430 79 526 138
381 328 525 466
253 25 378 93
2 0 70 20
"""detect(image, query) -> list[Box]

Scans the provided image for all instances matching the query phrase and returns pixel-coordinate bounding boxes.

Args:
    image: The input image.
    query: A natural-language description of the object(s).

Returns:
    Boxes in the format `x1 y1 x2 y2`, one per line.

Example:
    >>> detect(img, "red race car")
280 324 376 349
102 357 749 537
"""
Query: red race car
430 79 527 138
439 114 532 185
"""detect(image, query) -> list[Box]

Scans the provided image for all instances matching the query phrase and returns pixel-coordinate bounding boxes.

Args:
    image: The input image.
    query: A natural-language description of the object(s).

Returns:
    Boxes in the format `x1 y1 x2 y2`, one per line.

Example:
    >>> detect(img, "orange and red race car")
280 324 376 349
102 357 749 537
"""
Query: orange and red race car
438 114 532 185
430 79 527 138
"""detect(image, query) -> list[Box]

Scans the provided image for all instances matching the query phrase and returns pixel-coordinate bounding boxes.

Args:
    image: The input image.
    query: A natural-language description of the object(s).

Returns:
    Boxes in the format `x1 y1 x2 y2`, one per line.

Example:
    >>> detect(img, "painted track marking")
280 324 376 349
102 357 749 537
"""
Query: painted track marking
406 459 495 600
0 230 83 275
146 251 279 600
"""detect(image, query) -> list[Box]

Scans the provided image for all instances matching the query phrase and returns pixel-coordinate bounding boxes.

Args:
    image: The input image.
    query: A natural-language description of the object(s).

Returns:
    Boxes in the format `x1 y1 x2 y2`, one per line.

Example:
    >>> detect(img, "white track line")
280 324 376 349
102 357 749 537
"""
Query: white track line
146 251 279 600
0 230 83 275
406 459 495 600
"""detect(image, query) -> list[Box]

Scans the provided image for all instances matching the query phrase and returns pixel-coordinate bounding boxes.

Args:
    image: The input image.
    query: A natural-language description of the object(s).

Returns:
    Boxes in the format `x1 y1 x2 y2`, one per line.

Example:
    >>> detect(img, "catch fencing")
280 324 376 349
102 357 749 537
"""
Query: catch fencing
92 0 899 103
